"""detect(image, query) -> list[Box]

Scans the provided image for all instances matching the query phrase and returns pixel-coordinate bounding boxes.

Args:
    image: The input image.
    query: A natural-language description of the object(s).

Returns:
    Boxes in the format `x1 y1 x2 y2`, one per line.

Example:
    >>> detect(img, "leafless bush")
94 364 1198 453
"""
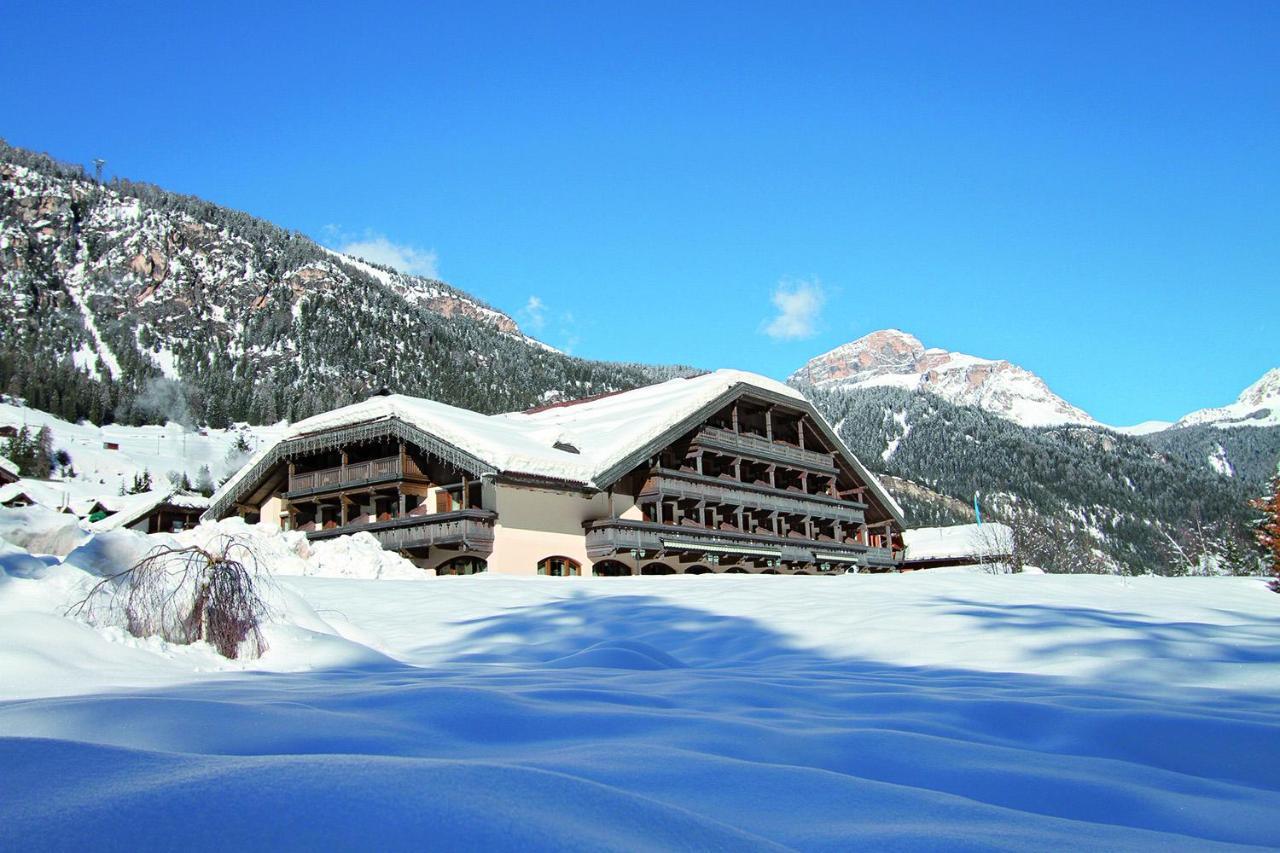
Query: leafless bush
69 537 270 659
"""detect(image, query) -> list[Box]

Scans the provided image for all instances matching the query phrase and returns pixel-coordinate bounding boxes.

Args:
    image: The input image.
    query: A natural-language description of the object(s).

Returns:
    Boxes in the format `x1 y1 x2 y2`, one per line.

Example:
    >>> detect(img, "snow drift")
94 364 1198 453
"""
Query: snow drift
1 509 1278 850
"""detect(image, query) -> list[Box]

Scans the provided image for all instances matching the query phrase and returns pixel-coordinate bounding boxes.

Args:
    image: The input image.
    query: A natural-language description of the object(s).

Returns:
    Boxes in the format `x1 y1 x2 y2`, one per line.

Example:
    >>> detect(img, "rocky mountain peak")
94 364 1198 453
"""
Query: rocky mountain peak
791 330 1096 428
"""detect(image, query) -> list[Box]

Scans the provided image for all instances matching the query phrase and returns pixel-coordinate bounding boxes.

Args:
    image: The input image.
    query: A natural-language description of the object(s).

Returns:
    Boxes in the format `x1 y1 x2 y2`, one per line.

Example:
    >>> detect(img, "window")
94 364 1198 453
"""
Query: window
538 556 581 577
437 557 487 576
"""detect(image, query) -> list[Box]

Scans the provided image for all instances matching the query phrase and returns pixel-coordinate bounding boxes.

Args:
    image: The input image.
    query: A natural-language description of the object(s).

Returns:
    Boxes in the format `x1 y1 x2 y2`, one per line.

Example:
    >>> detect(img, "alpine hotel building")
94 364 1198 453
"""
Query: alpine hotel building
205 371 905 576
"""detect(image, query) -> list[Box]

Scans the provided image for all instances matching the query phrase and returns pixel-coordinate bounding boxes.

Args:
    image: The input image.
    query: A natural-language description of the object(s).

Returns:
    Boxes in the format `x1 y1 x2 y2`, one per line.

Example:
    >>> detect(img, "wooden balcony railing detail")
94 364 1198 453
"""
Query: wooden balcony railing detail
304 509 496 552
288 455 407 494
694 426 838 473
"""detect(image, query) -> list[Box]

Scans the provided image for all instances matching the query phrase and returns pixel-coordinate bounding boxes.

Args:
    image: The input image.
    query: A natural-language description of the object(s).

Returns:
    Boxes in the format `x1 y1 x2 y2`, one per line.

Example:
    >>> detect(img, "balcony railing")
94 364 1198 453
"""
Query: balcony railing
640 470 865 523
288 455 405 494
583 518 880 566
304 509 497 552
694 426 838 472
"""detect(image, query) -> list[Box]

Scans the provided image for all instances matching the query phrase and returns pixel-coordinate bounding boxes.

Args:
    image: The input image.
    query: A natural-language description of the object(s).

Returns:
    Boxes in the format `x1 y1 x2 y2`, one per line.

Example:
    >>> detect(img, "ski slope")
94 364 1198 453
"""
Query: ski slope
1 511 1278 850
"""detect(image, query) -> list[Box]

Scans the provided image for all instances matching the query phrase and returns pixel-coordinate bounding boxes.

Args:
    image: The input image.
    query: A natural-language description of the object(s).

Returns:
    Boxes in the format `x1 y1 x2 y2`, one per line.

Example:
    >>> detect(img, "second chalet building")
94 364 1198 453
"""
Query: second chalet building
205 370 905 576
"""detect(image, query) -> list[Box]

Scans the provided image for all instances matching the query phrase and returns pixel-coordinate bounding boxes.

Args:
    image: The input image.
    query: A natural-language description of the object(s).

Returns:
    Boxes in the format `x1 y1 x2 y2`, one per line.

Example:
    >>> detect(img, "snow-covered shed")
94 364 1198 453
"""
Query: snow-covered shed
0 455 18 486
91 490 210 534
207 370 905 576
901 523 1014 571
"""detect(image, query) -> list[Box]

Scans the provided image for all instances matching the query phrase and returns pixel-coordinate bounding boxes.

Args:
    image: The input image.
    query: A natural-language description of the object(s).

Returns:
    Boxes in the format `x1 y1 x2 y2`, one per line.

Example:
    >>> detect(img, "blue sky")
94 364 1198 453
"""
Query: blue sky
4 2 1277 425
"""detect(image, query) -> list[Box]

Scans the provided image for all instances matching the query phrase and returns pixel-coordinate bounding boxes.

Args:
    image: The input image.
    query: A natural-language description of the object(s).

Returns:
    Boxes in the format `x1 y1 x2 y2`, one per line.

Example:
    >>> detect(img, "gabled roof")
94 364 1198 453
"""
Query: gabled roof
208 370 904 524
90 489 210 532
0 455 19 481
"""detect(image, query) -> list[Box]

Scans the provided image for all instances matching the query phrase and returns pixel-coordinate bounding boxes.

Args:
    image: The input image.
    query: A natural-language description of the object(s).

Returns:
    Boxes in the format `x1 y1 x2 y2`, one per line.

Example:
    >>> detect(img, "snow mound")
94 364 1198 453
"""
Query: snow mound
305 532 426 580
545 640 686 670
0 505 90 557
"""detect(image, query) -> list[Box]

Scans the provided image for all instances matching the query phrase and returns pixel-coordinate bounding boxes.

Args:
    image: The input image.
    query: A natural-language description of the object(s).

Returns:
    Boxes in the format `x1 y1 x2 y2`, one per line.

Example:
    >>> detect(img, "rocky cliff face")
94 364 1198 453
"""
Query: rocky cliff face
0 141 682 426
1174 368 1280 429
792 330 1096 428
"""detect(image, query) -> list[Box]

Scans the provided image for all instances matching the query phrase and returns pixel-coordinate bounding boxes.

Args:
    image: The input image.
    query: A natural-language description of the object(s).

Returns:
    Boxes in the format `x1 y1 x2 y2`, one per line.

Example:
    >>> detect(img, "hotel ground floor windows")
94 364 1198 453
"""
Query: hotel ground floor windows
538 556 581 576
437 557 487 576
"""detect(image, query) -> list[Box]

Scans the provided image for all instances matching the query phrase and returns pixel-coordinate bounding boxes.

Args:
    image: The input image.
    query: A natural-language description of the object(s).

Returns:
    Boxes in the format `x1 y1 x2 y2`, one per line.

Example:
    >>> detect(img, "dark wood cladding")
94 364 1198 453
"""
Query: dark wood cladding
584 518 898 568
692 426 837 473
640 469 865 523
305 509 497 552
286 454 425 497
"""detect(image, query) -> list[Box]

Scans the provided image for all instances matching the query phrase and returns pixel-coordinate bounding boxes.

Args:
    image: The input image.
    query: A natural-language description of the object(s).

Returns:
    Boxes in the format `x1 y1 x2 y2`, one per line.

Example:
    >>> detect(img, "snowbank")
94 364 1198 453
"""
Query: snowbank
0 504 90 556
1 518 1279 849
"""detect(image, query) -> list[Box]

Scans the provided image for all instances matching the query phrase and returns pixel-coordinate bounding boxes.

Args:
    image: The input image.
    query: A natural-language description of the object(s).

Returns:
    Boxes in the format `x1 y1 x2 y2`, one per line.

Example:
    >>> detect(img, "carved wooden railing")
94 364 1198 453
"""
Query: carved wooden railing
639 471 864 523
289 455 403 493
305 509 497 552
694 426 838 472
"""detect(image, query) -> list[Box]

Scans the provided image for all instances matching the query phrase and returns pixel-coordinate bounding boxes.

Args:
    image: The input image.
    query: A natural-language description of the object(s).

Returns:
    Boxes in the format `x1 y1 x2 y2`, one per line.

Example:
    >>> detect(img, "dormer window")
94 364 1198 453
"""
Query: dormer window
553 440 580 454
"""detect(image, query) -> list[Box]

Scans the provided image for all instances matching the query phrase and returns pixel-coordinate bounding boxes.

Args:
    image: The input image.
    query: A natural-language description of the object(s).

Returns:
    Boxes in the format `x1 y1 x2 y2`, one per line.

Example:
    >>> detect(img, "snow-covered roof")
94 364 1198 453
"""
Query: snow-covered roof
0 479 77 511
90 489 210 532
903 523 1013 561
0 455 19 480
210 369 904 523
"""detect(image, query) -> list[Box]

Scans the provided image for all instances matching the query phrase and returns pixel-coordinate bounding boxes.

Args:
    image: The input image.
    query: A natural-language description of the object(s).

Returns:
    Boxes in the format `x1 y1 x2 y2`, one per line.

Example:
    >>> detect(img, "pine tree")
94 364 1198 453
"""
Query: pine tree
1251 467 1280 592
195 464 215 497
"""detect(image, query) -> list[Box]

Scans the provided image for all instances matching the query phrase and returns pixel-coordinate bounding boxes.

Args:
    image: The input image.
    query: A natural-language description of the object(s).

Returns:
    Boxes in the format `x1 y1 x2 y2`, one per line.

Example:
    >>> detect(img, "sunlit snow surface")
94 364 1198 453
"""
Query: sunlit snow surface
2 519 1279 850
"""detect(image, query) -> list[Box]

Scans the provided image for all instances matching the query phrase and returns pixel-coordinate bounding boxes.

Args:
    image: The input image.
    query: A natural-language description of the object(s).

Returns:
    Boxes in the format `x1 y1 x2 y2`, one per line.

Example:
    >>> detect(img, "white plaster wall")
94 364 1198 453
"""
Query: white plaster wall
258 495 284 531
487 484 609 576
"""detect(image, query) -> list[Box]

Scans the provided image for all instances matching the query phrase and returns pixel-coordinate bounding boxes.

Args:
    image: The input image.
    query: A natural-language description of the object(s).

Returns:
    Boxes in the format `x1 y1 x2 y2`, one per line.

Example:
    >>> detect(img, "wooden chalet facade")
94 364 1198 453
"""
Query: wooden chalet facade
206 371 905 576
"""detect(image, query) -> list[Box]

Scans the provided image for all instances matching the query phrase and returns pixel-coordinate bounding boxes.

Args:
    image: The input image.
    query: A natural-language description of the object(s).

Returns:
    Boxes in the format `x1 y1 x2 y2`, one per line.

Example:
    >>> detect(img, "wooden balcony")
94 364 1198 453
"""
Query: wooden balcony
693 426 838 473
305 509 497 552
287 455 412 496
640 470 865 523
583 518 876 566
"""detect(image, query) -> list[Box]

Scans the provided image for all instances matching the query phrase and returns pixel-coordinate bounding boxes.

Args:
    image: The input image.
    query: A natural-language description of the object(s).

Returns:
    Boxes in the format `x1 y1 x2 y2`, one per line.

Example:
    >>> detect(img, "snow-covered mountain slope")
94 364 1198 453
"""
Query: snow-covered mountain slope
791 330 1097 428
0 141 686 427
1111 420 1175 436
0 402 283 498
1174 368 1280 429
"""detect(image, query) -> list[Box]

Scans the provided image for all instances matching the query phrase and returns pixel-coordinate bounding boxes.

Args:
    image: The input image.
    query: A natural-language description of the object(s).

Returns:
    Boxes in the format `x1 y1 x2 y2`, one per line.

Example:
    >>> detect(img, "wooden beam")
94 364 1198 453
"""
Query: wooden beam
765 406 773 441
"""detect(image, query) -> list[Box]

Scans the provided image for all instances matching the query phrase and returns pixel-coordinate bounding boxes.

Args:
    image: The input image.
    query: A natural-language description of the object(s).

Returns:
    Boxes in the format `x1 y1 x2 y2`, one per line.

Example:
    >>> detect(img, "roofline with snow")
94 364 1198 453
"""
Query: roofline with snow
590 381 904 526
204 416 500 521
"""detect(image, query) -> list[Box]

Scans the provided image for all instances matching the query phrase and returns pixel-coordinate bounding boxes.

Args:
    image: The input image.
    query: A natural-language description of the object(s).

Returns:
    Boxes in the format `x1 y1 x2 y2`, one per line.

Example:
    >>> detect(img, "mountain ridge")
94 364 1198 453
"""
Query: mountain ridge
0 139 690 428
791 329 1097 428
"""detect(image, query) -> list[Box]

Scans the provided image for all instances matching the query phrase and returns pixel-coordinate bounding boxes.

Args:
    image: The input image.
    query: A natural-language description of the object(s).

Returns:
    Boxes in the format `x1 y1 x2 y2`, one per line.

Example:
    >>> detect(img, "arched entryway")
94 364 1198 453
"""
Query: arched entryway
537 556 582 577
592 560 631 577
640 562 675 575
437 556 487 576
684 565 712 575
723 566 748 574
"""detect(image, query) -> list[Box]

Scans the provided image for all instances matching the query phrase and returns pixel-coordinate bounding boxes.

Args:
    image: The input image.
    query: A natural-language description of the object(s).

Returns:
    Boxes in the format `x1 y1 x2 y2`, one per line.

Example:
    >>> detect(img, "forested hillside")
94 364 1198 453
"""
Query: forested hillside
802 383 1271 575
0 140 691 427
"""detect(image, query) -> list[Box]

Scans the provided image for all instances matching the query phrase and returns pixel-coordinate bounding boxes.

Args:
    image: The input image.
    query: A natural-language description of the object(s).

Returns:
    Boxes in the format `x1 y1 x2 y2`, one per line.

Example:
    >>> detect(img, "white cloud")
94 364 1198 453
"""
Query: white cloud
336 233 439 279
762 279 825 340
520 295 548 332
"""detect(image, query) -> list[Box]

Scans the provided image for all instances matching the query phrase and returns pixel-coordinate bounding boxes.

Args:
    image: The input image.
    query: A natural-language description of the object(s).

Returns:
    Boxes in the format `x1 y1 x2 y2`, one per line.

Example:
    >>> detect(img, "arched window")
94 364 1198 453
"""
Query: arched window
640 562 675 575
592 560 630 577
723 566 748 574
437 557 487 576
761 568 780 575
684 565 712 575
538 556 581 577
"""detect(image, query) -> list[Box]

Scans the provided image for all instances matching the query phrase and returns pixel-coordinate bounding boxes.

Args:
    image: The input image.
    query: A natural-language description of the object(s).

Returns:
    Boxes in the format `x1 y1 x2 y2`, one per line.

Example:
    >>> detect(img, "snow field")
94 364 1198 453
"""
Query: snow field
1 509 1278 850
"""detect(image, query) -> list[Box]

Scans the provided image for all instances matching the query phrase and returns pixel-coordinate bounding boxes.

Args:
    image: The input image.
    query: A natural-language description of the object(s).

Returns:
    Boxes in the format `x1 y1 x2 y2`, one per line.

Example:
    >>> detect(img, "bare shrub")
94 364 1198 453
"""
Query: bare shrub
70 537 270 659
